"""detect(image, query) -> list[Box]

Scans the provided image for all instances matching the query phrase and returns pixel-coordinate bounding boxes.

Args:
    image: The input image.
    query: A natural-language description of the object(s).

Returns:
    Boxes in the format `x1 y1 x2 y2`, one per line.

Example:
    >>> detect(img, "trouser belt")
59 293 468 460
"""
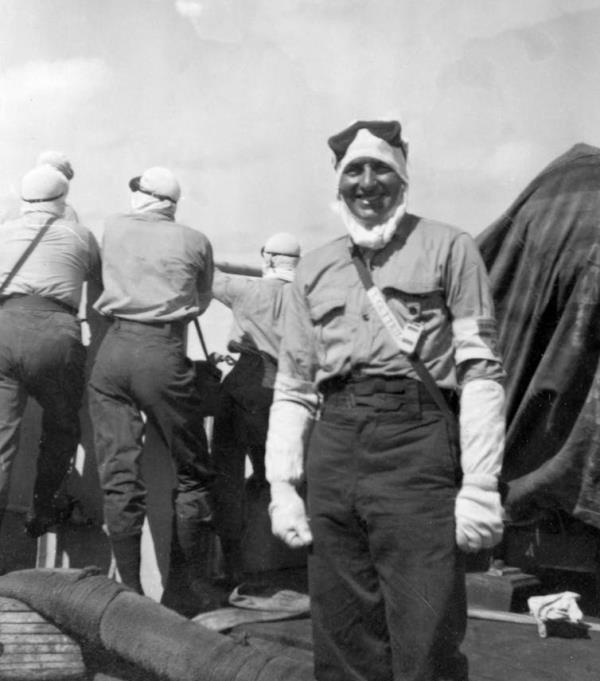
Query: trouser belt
0 294 77 315
320 374 457 409
110 317 186 335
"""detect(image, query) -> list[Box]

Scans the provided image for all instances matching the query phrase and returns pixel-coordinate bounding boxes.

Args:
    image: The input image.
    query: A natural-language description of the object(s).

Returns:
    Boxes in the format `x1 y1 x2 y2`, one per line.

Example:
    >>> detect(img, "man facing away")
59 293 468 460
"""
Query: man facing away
36 150 79 223
265 119 506 681
88 167 218 610
211 232 301 585
0 165 101 545
0 150 78 225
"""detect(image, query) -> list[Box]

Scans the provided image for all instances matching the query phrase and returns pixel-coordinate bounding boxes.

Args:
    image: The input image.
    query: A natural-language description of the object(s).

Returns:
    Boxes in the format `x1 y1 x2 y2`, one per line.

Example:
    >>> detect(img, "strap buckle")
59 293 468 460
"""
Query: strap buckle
398 321 424 356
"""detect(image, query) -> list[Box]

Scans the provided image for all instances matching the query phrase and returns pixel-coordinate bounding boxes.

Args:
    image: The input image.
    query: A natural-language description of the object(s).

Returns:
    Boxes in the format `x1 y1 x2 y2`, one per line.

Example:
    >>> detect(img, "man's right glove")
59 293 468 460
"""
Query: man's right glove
269 481 313 548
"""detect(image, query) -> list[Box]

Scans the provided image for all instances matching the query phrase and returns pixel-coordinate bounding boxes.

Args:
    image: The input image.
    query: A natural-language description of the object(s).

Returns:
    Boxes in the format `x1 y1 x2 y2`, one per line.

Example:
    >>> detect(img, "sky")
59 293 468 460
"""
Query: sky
2 0 600 353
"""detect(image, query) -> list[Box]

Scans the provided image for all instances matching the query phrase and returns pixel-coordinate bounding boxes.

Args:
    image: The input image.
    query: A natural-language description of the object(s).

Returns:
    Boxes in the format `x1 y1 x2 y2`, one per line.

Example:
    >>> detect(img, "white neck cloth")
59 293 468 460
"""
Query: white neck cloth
334 195 407 250
131 192 176 219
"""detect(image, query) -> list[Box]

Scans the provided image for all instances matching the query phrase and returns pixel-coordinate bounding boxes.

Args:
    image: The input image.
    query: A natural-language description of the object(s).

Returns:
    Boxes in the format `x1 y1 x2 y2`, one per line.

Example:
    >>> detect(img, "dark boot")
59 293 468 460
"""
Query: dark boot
218 536 245 589
176 518 228 615
161 530 196 616
110 534 143 594
24 491 76 539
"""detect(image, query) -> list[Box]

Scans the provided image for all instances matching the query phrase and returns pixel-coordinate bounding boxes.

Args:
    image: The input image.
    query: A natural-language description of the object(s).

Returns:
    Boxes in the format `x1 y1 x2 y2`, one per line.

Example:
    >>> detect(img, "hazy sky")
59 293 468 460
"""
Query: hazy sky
2 0 600 351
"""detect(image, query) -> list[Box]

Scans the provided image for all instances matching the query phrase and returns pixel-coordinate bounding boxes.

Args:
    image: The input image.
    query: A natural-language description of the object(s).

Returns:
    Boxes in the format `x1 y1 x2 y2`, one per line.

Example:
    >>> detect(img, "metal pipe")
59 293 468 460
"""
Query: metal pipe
215 261 262 278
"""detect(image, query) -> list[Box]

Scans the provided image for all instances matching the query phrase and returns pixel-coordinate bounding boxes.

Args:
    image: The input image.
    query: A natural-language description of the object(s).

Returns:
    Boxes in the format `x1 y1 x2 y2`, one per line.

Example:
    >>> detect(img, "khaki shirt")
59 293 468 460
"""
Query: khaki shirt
0 211 101 309
279 213 501 391
94 211 213 322
213 271 289 359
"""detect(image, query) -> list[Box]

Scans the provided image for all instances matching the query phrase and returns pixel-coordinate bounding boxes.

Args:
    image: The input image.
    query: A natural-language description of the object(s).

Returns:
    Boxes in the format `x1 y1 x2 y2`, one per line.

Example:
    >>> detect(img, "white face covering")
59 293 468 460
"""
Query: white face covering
335 193 407 251
131 191 176 219
262 254 298 281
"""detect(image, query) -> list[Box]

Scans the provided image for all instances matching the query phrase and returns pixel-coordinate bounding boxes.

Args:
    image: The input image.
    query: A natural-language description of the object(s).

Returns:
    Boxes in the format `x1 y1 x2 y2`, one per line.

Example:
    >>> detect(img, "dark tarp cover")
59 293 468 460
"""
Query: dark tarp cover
477 143 600 529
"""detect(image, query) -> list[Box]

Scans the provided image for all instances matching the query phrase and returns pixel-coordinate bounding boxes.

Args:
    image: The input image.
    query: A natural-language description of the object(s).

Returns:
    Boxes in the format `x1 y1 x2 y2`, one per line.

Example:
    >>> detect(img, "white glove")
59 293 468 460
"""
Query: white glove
456 378 506 552
269 481 313 548
455 483 504 552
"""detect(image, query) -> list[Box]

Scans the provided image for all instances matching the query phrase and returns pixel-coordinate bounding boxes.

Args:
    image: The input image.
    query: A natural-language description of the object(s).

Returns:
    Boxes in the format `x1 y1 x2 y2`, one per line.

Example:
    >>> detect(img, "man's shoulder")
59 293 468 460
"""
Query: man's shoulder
296 235 348 274
58 216 94 236
104 213 210 244
165 218 212 250
104 212 134 228
408 214 473 254
412 214 466 239
178 222 211 246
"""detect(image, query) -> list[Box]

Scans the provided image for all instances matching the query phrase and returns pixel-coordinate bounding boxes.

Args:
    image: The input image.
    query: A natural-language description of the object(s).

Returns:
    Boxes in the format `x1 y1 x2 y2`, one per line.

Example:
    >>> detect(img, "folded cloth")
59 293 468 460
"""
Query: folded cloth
192 588 310 632
228 586 310 613
193 605 309 632
528 591 583 638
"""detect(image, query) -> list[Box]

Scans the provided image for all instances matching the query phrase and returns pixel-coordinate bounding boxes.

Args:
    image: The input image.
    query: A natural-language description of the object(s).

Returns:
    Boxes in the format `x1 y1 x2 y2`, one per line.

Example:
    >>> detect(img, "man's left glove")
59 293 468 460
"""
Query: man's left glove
455 482 503 552
269 481 313 548
456 378 505 553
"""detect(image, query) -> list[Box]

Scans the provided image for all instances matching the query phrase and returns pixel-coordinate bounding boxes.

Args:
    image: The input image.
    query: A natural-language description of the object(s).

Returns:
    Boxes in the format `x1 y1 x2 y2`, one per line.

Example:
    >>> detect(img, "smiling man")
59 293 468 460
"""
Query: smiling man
265 119 506 681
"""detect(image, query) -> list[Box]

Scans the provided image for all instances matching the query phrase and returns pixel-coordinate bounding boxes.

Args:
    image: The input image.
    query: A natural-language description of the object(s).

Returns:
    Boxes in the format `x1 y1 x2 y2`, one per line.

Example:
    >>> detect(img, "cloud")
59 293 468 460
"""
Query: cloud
0 58 111 141
174 0 243 42
0 57 110 107
0 58 111 209
175 0 203 21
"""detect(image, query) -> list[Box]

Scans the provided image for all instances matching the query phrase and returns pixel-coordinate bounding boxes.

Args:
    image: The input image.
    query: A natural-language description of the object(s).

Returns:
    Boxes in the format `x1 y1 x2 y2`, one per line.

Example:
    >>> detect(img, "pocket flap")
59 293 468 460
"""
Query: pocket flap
309 295 346 322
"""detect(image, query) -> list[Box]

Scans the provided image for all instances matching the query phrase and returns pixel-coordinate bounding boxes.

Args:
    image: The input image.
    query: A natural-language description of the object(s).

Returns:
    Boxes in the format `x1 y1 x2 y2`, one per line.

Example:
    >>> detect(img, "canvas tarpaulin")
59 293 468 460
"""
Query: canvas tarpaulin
477 143 600 529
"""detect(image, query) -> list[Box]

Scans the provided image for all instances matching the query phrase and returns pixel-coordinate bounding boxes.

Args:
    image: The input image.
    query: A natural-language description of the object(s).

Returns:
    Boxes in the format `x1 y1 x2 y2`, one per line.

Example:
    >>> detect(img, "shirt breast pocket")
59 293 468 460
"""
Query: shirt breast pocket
383 283 447 327
308 294 354 370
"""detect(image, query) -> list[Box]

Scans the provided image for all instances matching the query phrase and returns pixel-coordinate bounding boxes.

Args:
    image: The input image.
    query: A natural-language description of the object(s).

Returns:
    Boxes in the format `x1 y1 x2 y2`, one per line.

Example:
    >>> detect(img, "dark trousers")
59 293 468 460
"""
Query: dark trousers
307 384 468 681
0 307 85 517
212 352 274 572
88 319 214 539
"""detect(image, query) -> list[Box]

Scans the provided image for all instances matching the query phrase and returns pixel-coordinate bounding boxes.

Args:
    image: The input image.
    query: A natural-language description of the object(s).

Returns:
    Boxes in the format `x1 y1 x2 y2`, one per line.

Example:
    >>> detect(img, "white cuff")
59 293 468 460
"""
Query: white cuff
462 473 498 491
459 378 505 482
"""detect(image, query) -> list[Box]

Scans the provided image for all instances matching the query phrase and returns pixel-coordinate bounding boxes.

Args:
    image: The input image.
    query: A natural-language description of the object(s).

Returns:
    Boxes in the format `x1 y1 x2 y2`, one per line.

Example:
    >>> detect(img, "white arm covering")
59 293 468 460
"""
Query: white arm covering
265 373 319 486
265 373 318 548
455 378 506 552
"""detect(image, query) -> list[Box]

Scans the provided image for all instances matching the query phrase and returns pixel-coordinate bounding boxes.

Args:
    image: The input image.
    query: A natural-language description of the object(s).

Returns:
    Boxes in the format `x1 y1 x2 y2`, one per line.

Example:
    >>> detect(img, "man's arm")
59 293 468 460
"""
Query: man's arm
196 237 214 315
212 269 256 309
447 233 506 553
266 275 319 548
86 230 103 305
83 228 109 352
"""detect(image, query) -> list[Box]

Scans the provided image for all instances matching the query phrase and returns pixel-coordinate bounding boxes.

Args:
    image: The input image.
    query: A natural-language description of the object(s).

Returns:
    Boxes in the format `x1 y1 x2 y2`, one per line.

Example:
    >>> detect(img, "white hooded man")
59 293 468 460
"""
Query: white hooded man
0 166 101 543
265 120 506 681
211 232 301 585
89 167 219 612
36 150 79 222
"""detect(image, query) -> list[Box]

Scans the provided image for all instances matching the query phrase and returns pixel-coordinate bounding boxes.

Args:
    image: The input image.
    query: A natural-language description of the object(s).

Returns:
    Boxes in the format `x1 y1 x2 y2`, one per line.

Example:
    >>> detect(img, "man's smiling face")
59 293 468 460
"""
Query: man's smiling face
339 157 405 226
